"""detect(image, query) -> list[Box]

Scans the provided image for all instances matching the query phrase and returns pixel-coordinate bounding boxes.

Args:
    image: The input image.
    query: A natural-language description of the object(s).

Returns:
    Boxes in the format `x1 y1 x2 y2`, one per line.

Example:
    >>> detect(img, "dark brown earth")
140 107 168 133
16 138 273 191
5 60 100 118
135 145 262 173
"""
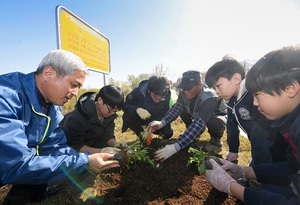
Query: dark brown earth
0 139 245 205
97 139 244 205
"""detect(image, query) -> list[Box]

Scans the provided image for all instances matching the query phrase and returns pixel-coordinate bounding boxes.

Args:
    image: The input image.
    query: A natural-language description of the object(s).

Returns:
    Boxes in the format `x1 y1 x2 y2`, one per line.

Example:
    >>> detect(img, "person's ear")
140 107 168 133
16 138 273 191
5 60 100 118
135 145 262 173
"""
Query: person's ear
232 73 242 85
42 66 55 81
285 82 299 98
97 96 103 104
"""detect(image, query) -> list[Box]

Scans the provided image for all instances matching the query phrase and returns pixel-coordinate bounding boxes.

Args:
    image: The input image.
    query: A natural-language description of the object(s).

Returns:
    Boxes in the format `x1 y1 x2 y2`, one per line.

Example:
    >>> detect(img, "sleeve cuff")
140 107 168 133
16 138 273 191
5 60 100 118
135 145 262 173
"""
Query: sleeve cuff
174 142 182 152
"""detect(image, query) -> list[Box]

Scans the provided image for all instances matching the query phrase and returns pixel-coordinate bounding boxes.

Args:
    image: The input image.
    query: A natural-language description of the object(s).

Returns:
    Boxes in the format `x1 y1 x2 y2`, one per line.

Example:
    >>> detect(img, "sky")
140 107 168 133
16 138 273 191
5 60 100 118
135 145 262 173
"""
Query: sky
1 0 300 89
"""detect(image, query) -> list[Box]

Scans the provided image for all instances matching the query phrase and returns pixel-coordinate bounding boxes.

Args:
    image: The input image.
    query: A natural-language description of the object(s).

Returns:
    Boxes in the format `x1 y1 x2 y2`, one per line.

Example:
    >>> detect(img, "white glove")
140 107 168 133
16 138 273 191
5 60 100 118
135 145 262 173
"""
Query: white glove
205 158 236 195
148 120 164 132
226 152 239 162
136 108 151 120
154 144 177 161
101 147 121 154
220 158 245 179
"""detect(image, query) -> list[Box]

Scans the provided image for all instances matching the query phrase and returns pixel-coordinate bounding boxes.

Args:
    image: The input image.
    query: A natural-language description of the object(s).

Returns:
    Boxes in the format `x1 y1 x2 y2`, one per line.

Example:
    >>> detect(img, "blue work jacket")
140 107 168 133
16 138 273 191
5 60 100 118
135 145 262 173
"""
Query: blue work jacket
0 72 89 184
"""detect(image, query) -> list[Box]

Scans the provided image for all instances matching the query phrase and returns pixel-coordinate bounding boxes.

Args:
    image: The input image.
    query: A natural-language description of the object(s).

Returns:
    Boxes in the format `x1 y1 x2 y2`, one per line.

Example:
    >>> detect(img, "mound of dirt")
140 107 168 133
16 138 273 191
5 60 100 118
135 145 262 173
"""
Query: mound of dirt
99 139 243 205
0 139 244 205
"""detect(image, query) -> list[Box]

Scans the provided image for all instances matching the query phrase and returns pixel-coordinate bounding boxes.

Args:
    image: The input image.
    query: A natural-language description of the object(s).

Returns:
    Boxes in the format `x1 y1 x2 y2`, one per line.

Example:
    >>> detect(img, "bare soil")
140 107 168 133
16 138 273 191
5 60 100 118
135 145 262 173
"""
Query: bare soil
0 139 245 205
1 116 251 205
50 138 244 205
100 139 244 205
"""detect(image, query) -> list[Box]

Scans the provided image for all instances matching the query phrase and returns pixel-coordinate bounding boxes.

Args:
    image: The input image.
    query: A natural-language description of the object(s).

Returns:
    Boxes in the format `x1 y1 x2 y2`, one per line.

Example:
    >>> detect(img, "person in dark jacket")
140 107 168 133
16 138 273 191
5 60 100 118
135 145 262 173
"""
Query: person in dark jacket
205 55 287 165
60 85 124 154
122 76 173 139
0 50 119 205
205 44 300 205
149 70 227 162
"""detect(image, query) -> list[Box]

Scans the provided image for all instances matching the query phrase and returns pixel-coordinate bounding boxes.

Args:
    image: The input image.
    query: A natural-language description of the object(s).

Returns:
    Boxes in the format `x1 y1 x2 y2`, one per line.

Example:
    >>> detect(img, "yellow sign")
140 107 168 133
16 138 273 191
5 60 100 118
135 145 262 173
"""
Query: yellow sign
57 6 110 73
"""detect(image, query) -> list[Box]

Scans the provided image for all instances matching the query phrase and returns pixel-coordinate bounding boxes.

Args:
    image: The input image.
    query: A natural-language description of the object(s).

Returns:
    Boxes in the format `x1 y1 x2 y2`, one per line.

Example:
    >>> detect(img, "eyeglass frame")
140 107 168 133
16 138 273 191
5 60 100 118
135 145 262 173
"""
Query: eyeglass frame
148 90 169 101
105 104 118 113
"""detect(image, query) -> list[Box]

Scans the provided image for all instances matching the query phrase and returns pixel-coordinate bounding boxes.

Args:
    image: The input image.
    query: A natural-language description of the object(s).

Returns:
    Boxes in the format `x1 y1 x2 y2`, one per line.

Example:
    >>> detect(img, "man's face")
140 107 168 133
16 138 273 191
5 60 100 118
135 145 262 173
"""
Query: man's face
148 90 168 103
182 83 201 100
42 67 86 106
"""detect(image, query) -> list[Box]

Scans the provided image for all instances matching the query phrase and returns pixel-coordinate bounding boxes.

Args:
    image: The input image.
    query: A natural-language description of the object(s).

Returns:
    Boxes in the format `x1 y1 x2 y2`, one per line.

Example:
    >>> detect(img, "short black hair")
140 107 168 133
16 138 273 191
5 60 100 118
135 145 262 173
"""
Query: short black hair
98 85 124 110
148 76 170 96
205 57 245 88
246 44 300 95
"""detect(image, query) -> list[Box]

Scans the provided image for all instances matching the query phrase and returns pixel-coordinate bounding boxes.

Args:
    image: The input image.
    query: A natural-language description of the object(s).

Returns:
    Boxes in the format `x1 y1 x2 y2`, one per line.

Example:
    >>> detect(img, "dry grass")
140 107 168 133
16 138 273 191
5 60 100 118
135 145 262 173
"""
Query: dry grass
115 111 251 166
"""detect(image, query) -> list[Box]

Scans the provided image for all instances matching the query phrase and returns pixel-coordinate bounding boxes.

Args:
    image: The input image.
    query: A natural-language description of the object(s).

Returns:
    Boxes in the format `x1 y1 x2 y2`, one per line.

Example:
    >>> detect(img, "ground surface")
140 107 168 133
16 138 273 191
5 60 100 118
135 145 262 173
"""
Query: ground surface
0 117 251 205
100 140 244 205
0 139 245 205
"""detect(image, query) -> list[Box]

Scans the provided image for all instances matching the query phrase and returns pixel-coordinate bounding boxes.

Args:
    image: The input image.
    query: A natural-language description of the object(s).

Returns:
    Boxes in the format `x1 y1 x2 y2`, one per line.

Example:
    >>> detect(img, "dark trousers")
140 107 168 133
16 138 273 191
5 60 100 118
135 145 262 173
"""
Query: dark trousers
180 110 226 139
122 112 173 139
3 184 47 205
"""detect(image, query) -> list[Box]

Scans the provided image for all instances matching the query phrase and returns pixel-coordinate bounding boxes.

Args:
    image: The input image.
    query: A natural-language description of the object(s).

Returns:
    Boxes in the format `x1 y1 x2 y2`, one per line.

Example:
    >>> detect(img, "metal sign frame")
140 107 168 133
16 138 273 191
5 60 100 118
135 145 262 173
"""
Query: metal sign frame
56 5 111 74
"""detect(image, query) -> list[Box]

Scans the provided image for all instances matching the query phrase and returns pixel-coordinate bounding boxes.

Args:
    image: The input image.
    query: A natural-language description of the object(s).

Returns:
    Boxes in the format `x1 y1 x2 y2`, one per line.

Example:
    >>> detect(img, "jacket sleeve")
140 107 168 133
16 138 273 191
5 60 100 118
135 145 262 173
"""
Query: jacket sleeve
244 186 300 205
226 114 241 154
61 113 88 151
122 88 141 115
176 116 206 150
101 120 116 144
249 112 278 165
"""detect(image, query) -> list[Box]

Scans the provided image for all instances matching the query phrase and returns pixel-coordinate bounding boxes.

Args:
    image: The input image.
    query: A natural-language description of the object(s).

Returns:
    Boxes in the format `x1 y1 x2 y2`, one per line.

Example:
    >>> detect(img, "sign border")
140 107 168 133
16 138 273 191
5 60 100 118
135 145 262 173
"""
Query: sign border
56 5 111 74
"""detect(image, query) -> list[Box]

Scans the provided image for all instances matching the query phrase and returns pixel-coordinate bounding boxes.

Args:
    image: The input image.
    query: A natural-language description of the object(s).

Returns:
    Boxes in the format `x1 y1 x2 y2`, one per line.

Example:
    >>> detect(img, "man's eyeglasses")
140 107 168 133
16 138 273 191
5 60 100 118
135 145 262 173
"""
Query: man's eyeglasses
105 104 118 113
149 90 168 100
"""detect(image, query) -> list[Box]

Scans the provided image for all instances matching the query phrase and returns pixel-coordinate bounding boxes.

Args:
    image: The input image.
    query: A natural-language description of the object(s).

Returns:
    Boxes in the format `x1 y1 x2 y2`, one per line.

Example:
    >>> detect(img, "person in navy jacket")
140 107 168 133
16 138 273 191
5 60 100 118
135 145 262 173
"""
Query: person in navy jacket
205 55 287 165
122 76 173 139
205 44 300 205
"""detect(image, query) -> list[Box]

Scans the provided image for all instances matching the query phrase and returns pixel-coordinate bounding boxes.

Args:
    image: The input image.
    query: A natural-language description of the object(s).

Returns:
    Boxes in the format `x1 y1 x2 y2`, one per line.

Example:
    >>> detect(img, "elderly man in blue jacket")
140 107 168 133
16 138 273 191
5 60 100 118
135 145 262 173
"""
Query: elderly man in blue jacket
0 50 119 204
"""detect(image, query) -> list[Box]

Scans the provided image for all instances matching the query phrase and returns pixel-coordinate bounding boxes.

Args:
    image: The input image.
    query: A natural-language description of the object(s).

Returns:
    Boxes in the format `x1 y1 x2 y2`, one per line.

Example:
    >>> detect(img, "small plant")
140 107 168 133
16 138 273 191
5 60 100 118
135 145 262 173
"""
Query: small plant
187 147 224 175
114 140 155 169
187 147 208 175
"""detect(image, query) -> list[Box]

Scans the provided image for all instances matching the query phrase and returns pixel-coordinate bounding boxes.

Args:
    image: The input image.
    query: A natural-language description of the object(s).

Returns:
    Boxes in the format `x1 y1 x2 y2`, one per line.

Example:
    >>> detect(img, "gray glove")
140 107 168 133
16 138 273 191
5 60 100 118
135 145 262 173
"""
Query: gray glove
205 158 236 195
226 152 239 162
220 158 245 179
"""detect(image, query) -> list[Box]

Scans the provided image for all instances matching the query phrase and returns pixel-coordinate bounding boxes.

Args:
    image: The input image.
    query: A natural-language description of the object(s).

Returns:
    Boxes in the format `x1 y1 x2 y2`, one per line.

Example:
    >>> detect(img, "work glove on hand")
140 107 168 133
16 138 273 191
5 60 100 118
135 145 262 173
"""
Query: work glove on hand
136 108 151 120
226 152 239 162
101 147 121 154
148 120 164 132
205 158 236 195
220 158 245 179
154 144 177 161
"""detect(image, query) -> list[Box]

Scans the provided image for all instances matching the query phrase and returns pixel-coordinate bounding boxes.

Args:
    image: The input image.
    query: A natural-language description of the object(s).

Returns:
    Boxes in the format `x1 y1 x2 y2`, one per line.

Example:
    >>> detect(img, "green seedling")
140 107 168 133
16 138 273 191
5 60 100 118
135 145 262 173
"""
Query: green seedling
204 156 223 170
124 140 155 169
187 147 223 175
187 147 208 175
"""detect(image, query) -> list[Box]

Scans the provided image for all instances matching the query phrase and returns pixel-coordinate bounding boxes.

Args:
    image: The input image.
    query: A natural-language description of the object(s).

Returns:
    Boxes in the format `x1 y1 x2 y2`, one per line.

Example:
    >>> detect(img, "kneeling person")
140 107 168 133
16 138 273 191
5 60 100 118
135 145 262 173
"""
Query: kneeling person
61 85 124 154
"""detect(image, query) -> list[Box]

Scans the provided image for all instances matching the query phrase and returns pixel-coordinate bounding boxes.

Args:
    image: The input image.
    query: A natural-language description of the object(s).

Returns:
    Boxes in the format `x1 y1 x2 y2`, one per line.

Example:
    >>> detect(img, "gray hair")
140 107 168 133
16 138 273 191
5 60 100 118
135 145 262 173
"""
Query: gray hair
36 50 88 77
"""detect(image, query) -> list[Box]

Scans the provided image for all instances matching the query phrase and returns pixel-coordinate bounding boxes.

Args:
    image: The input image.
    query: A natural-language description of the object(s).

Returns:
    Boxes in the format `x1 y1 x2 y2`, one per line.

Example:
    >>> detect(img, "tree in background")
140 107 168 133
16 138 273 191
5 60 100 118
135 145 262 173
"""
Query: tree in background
62 60 255 114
